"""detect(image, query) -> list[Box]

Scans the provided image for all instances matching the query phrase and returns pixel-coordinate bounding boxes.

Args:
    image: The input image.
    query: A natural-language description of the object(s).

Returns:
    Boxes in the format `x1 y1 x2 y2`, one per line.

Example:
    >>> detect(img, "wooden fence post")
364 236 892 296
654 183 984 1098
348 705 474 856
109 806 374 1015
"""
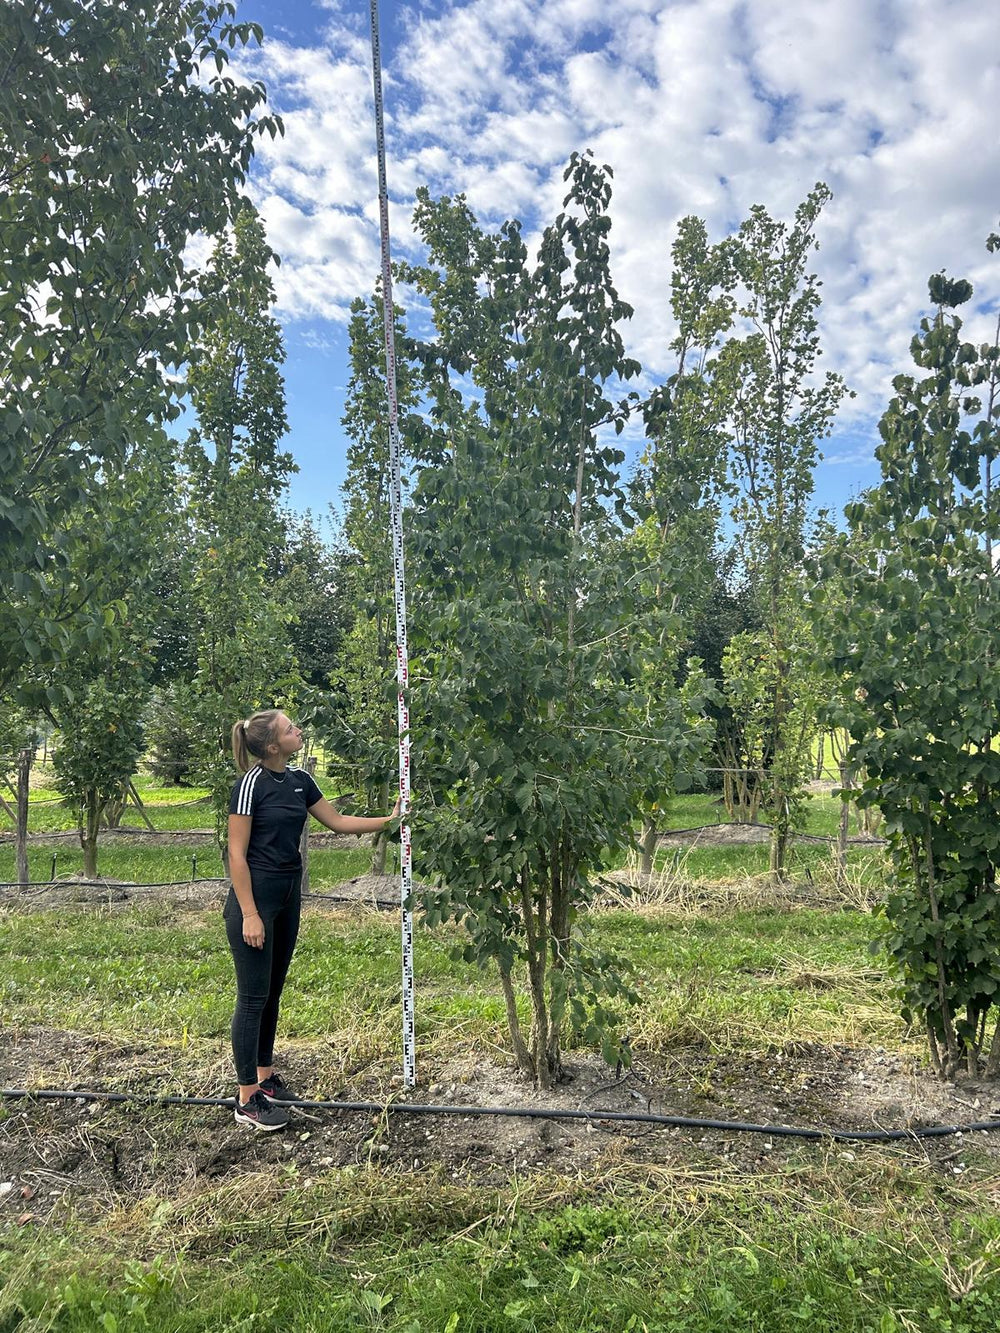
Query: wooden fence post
15 748 31 887
299 755 318 894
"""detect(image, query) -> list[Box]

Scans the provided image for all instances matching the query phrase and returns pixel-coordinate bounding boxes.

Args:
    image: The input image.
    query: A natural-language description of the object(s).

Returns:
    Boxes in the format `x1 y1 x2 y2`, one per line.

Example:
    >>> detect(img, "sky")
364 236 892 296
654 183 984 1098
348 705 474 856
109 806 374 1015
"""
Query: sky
225 0 1000 527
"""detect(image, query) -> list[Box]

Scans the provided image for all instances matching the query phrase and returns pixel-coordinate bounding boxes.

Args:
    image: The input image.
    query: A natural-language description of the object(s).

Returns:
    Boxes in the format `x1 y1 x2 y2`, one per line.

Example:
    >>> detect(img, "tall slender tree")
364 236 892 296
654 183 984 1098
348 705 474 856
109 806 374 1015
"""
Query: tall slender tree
714 185 847 871
180 203 298 856
817 253 1000 1078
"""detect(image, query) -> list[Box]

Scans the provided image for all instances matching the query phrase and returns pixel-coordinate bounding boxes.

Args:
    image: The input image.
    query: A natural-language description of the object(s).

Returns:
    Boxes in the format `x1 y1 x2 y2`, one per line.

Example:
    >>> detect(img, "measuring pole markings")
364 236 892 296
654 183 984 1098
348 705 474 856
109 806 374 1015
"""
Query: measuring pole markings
368 0 415 1088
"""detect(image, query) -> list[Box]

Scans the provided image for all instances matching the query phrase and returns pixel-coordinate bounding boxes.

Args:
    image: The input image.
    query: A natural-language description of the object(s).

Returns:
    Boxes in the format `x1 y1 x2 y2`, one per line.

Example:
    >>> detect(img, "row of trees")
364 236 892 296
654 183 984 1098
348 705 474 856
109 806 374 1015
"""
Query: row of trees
336 162 1000 1086
7 2 1000 1085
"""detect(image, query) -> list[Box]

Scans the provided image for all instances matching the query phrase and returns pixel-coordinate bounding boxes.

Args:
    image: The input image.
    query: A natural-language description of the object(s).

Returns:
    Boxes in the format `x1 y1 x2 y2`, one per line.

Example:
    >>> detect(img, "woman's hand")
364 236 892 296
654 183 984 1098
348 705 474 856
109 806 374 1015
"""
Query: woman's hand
243 912 265 949
391 796 402 819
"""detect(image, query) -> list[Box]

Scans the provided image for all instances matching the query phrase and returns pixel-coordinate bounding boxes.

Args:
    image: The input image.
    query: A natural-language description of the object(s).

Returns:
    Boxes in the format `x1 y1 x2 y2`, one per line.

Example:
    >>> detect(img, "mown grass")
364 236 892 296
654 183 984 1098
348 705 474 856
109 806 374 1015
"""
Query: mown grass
3 1165 1000 1331
0 904 901 1059
0 776 950 1333
0 844 375 886
3 767 353 834
4 781 882 896
655 788 855 839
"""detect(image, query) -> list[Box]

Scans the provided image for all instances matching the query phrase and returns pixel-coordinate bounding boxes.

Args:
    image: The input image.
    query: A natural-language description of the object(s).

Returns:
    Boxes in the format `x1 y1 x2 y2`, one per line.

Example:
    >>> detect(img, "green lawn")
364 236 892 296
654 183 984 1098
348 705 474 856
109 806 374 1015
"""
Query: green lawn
0 899 997 1333
5 1183 999 1333
656 788 856 839
0 844 375 886
4 782 884 891
0 903 899 1060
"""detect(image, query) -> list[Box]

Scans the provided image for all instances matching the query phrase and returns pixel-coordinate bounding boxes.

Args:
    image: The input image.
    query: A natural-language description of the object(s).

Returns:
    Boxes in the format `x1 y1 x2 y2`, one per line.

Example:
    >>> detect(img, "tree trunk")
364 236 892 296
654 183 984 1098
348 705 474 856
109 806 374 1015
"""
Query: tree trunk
81 792 100 878
544 848 570 1078
371 778 391 874
15 748 30 887
299 756 318 893
815 730 825 781
835 760 851 887
640 816 658 877
128 780 157 831
914 821 960 1078
769 791 790 877
519 875 551 1089
498 959 533 1077
985 1011 1000 1078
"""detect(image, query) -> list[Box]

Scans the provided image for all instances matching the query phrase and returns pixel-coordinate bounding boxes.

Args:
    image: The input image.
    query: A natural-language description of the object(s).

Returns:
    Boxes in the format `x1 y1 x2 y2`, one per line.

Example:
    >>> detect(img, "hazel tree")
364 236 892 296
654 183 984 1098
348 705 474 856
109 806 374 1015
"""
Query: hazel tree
401 155 711 1087
815 254 1000 1079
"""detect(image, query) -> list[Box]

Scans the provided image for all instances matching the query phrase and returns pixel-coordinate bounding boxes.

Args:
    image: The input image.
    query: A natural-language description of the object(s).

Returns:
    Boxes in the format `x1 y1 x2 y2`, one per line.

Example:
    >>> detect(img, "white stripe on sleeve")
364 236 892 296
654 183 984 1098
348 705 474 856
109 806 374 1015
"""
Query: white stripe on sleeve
237 766 262 816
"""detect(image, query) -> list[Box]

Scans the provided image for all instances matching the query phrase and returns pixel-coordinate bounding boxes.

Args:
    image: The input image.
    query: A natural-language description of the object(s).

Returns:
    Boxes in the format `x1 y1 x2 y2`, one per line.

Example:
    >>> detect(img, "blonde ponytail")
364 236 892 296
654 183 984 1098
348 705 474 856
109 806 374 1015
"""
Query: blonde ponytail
231 710 282 773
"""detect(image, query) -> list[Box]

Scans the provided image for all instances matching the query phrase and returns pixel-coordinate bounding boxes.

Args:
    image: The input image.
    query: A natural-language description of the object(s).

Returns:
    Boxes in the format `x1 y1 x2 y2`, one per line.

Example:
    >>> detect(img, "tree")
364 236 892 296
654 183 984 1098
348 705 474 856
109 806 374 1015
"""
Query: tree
52 662 147 877
684 553 762 809
323 295 421 872
714 185 848 871
145 684 197 786
816 255 1000 1079
403 155 709 1087
627 214 734 868
180 203 298 856
38 424 178 871
267 511 352 693
0 0 279 691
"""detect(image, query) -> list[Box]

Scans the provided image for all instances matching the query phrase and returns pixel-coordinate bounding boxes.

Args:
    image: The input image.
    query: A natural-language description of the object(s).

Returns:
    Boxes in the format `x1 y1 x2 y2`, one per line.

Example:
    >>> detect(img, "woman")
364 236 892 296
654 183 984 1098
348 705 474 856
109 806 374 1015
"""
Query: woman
227 709 398 1131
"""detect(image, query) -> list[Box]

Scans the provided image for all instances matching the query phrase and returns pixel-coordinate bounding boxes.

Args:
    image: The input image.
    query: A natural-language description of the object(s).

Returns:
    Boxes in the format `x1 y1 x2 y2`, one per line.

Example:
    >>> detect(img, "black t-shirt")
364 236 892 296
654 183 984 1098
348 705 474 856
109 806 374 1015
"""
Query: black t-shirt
229 765 324 873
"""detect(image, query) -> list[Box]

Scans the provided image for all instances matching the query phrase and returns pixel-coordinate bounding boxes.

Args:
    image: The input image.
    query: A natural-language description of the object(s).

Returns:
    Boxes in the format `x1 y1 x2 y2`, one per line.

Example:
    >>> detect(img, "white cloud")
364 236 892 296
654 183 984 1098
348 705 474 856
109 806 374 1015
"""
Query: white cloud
237 0 1000 485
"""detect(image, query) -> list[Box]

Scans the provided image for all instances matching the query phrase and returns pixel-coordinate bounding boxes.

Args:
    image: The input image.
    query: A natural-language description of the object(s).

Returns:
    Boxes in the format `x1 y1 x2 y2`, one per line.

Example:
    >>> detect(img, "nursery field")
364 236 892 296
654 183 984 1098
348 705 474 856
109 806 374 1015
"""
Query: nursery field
0 771 877 890
3 788 1000 1331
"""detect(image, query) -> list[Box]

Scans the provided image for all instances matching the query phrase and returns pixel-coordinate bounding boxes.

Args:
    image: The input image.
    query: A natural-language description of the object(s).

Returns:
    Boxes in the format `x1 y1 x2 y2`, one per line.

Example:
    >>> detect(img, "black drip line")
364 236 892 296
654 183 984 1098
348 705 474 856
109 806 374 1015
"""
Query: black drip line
1 1085 998 1145
0 882 397 907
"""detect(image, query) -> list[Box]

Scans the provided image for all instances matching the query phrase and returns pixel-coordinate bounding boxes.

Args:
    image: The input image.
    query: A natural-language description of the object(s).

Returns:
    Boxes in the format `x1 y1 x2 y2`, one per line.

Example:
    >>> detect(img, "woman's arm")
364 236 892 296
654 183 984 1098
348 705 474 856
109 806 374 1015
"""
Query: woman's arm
307 796 400 834
228 813 265 949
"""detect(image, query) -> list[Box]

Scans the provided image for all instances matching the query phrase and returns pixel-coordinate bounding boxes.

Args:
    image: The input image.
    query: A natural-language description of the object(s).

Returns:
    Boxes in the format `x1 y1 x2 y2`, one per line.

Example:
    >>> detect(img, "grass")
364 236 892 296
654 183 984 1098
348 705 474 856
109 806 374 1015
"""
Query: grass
4 779 882 894
0 844 375 886
656 788 861 840
2 767 355 835
0 776 964 1332
3 1164 1000 1331
0 903 901 1059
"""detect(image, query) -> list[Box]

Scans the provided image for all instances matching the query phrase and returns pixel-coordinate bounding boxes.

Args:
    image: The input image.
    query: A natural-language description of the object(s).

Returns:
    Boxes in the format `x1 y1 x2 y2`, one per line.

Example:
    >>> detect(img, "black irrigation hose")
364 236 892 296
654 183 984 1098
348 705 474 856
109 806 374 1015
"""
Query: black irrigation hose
0 879 229 891
1 1085 999 1144
0 881 399 908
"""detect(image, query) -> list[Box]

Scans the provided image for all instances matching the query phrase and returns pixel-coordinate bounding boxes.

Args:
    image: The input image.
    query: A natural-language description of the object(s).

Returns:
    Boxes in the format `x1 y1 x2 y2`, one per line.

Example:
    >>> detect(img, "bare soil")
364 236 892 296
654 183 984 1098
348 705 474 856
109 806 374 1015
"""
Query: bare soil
2 1023 999 1230
2 887 998 1232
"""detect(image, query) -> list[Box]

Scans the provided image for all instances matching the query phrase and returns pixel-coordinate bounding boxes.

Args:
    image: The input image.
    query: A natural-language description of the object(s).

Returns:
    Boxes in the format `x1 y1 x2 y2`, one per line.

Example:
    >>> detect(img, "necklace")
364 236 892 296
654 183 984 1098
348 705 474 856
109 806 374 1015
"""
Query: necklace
269 769 287 784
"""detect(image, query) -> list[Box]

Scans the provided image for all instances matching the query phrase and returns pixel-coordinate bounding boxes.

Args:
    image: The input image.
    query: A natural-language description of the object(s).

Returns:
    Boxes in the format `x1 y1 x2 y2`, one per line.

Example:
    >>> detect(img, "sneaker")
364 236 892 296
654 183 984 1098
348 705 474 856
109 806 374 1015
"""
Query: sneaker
258 1072 297 1105
234 1090 289 1131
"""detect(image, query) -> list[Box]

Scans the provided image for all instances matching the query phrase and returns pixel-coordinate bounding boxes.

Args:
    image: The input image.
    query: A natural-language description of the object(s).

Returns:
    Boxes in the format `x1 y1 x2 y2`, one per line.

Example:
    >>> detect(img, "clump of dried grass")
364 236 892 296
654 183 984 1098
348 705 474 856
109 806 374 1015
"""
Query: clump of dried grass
594 846 887 917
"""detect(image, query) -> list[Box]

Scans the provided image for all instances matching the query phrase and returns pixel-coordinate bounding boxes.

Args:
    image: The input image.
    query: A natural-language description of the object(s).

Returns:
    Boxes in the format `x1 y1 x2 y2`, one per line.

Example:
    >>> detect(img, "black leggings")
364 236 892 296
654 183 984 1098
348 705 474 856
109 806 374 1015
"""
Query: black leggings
224 870 301 1085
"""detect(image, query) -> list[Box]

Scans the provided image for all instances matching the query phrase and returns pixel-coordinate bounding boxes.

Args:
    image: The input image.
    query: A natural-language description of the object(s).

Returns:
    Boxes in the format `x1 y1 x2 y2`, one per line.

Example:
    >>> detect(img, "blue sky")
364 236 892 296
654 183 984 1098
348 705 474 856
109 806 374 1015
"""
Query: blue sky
225 0 1000 528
